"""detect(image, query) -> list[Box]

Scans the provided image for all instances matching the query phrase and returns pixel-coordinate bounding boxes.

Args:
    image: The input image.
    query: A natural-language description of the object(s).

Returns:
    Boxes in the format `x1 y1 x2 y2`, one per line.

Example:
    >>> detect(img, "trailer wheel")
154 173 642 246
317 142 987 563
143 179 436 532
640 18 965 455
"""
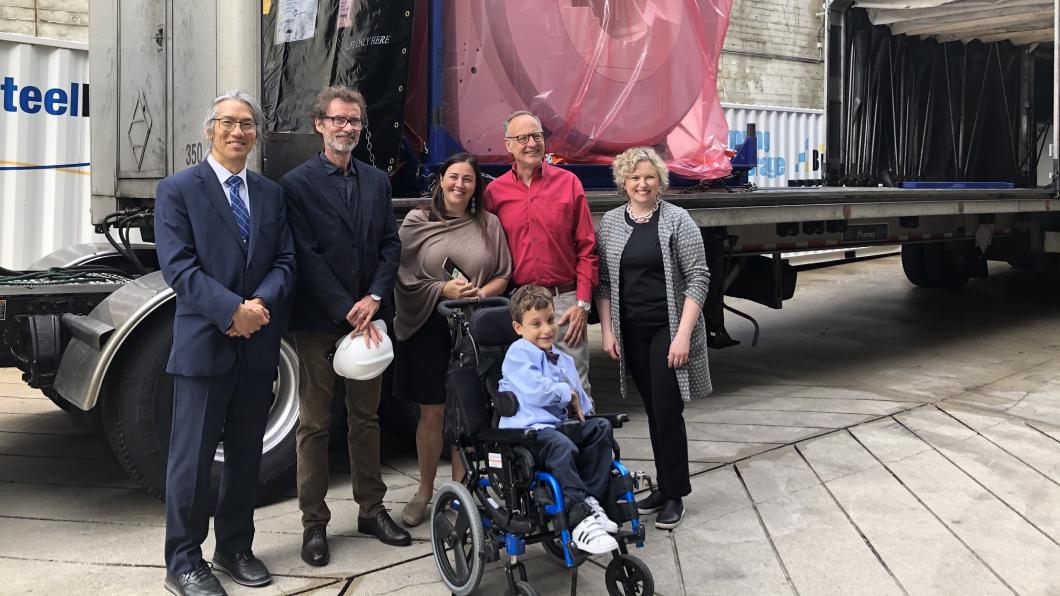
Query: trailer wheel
902 243 969 290
99 308 299 502
923 243 970 290
901 244 934 288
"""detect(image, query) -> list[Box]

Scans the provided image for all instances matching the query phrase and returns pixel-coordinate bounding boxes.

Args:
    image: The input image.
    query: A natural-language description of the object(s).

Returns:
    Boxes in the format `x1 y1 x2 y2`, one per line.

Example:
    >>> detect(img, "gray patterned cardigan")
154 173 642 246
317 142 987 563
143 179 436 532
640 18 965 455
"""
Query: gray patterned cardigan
595 200 712 401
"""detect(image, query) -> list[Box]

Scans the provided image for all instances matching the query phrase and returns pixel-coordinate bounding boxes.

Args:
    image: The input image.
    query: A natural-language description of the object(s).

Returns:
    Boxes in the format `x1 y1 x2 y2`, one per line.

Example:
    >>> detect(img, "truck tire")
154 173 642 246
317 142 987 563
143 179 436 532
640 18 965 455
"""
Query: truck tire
923 242 970 290
99 308 300 502
902 242 969 290
901 243 934 288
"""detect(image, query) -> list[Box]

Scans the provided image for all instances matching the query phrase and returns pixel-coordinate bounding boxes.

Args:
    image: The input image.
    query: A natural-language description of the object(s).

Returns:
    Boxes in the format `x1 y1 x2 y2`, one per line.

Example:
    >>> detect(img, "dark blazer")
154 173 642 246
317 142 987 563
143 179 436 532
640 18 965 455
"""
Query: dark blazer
281 155 401 333
154 159 297 376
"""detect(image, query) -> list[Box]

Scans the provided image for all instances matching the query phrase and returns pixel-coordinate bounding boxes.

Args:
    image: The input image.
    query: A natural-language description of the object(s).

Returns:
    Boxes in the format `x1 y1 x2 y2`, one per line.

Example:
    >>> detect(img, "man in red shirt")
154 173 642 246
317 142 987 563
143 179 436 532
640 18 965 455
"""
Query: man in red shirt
484 110 599 392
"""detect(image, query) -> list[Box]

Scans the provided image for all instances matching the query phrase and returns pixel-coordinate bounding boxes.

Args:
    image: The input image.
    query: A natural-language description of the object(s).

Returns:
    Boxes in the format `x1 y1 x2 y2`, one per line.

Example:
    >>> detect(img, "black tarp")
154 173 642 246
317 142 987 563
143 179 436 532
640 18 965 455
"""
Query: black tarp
833 8 1051 187
261 0 415 182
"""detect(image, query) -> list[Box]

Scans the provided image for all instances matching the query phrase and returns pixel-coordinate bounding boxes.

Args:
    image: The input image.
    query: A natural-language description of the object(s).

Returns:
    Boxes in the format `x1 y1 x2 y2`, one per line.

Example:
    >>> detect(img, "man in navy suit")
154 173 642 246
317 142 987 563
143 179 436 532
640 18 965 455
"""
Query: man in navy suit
281 85 408 567
154 90 296 596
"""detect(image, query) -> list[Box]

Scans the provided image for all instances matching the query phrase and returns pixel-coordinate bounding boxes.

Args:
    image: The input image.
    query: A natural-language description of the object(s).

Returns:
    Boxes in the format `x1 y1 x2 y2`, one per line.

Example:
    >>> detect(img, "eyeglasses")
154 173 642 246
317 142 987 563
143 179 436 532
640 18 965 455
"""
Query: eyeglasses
212 118 257 133
505 131 545 145
323 116 365 130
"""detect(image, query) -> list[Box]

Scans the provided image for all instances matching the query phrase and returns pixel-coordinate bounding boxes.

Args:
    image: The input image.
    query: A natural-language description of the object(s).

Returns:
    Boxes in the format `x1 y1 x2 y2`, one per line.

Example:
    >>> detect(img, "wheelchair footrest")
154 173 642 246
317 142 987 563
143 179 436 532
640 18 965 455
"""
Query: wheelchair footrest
616 523 646 546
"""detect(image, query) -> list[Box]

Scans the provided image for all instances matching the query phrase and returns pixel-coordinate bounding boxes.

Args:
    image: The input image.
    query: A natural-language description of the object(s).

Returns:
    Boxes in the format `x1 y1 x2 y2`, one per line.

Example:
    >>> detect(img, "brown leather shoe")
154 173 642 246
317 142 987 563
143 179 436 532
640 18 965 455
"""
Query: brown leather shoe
402 492 430 527
358 510 412 546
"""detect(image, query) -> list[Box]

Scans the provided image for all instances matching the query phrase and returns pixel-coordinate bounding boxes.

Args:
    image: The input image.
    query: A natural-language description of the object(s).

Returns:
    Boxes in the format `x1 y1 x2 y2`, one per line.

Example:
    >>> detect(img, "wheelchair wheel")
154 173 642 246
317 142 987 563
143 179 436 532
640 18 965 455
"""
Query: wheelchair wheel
604 554 654 596
509 580 539 596
430 481 485 595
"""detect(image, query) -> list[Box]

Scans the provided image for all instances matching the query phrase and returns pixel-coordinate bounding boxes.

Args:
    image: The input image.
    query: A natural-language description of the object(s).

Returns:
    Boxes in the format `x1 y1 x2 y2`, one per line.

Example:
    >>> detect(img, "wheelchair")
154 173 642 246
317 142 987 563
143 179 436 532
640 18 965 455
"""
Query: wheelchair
428 297 655 596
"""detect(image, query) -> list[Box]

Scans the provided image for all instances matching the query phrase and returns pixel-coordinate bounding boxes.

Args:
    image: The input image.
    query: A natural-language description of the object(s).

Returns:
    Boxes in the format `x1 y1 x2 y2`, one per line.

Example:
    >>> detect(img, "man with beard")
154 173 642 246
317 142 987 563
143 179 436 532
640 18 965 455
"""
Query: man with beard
280 86 408 567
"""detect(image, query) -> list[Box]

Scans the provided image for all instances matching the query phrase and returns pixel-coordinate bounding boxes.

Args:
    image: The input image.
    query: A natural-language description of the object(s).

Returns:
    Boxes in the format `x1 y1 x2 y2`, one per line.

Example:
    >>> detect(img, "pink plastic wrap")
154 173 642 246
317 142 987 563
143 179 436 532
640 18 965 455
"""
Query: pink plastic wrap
442 0 733 180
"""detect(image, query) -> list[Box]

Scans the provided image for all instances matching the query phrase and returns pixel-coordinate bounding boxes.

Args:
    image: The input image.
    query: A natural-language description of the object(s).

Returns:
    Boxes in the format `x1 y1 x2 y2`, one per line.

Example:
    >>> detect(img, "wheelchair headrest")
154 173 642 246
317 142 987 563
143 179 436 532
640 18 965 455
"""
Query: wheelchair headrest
470 305 519 348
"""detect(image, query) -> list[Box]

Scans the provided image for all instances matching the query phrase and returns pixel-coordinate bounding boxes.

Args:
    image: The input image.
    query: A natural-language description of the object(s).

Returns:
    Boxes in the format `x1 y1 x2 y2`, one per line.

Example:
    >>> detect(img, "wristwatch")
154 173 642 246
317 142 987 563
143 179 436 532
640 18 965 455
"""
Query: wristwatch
370 294 381 301
576 299 591 312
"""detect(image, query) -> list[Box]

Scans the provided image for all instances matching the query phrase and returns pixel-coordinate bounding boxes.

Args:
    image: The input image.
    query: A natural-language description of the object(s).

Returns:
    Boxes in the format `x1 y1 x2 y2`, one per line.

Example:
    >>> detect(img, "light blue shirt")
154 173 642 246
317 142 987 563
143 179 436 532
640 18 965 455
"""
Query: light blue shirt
206 153 251 216
498 338 594 431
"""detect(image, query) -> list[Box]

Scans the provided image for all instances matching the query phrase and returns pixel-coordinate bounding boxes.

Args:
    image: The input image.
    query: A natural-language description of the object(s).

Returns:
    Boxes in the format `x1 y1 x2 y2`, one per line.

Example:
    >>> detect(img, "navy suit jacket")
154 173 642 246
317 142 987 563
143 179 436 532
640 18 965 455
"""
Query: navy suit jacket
154 160 297 376
281 155 400 333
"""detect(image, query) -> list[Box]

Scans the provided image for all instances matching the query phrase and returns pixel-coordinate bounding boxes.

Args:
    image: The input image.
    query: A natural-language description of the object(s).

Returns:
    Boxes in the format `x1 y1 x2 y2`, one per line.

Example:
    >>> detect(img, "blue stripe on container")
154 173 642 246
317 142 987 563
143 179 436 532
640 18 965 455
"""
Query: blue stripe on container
0 162 91 171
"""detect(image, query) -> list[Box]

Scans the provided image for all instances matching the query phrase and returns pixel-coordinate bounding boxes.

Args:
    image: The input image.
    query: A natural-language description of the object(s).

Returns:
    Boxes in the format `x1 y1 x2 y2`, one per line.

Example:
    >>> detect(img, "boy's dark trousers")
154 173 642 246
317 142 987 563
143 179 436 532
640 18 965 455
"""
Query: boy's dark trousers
531 417 613 526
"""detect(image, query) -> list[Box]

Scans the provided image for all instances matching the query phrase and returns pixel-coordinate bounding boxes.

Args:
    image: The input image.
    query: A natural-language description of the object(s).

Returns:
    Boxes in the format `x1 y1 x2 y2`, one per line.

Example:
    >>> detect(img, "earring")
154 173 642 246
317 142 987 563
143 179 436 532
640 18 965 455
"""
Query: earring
470 197 476 215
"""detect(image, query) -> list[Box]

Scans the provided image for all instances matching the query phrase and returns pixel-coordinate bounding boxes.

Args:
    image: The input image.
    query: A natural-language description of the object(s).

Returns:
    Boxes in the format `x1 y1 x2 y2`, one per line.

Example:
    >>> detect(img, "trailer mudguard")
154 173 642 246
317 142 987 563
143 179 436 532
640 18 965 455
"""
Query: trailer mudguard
52 271 173 411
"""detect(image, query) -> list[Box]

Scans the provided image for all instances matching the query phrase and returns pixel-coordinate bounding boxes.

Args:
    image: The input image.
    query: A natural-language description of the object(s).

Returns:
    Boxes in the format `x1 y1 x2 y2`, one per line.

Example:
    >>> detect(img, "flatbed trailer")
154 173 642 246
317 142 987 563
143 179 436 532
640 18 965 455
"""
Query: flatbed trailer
1 0 1056 500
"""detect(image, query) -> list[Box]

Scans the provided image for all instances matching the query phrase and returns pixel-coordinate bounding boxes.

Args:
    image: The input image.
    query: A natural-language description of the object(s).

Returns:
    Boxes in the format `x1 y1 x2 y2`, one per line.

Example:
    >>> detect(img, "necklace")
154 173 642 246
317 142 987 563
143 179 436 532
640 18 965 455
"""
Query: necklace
626 199 659 223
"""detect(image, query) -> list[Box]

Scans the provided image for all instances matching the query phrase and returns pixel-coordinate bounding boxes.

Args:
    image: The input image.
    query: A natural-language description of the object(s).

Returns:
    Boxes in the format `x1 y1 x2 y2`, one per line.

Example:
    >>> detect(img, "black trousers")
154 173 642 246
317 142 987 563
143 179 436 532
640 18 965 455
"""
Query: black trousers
531 417 614 526
622 321 691 499
164 356 272 577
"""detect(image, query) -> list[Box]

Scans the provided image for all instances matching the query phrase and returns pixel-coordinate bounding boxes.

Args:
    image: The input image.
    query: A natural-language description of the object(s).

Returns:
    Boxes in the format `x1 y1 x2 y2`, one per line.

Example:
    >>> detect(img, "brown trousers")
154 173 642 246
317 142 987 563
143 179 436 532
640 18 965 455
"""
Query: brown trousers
293 331 386 527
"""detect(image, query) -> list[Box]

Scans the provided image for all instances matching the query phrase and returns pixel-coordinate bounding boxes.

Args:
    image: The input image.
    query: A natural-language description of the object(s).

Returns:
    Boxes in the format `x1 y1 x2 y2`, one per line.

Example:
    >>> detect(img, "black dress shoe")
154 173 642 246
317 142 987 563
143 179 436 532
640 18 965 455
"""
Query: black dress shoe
211 551 272 587
164 562 227 596
358 510 413 546
301 525 330 567
636 490 666 515
655 498 684 530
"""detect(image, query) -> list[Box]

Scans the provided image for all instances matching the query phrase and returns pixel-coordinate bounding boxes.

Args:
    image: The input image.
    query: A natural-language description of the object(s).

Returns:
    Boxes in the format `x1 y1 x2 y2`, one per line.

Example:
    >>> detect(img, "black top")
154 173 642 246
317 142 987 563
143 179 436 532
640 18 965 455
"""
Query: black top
281 153 402 333
319 152 367 292
619 209 668 327
319 152 361 217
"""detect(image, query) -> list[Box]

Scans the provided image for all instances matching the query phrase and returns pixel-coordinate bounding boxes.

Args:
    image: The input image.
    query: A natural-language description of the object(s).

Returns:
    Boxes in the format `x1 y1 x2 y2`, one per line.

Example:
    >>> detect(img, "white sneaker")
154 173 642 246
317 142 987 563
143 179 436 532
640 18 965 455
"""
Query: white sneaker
584 496 619 534
571 514 619 554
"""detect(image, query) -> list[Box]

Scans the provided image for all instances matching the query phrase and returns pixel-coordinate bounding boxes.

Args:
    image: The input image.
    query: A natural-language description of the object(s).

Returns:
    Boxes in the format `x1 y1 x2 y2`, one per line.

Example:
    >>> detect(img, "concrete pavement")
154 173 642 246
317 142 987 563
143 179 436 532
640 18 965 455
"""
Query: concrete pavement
3 255 1060 594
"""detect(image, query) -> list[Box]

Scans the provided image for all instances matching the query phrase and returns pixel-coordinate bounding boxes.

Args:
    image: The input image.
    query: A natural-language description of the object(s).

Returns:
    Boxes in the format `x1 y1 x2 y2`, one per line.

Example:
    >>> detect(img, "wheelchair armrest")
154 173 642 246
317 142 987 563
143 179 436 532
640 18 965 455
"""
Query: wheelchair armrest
478 427 537 443
556 419 583 443
492 390 520 418
586 413 629 428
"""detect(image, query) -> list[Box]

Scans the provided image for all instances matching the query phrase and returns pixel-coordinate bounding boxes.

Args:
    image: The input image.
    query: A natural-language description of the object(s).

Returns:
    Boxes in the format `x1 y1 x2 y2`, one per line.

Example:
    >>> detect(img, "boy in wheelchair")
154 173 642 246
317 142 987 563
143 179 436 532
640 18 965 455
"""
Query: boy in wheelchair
499 285 620 555
429 288 653 595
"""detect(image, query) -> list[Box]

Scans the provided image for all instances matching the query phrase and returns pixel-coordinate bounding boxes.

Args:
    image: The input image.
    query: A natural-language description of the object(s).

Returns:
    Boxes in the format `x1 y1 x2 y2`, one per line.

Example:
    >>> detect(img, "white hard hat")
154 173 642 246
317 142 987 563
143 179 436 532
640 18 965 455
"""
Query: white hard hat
332 319 394 380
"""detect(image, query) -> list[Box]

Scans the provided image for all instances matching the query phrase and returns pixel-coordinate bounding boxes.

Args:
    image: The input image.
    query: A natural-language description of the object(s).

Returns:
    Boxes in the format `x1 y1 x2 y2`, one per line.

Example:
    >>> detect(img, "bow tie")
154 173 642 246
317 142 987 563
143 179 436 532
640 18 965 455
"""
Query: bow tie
544 350 560 365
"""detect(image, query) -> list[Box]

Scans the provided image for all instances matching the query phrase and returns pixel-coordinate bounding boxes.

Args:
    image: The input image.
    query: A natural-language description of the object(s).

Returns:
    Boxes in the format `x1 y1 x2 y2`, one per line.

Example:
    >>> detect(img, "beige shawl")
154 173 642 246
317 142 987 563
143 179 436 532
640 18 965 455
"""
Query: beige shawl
394 208 512 340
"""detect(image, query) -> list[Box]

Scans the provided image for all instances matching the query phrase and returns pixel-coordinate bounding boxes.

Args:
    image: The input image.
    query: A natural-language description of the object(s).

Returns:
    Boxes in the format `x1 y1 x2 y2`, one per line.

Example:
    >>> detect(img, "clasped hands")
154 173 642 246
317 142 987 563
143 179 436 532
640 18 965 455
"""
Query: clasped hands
226 298 270 338
441 277 482 301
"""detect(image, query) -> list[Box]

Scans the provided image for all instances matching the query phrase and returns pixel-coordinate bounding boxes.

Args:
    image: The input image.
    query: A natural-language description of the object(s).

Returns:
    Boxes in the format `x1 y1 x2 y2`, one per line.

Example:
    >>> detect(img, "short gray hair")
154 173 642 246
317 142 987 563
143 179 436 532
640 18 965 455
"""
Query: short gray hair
612 147 670 196
204 90 265 140
503 110 543 136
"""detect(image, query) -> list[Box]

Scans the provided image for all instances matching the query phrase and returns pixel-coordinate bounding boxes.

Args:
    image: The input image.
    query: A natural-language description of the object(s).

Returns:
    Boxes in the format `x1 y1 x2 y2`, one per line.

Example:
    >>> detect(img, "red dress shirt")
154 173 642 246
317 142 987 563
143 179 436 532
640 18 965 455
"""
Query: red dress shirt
484 163 599 301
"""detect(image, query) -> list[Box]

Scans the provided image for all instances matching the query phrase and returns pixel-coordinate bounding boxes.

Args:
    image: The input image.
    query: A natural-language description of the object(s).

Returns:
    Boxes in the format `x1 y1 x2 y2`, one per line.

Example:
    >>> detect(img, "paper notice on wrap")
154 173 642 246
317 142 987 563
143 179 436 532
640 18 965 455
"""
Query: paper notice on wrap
274 0 317 44
337 0 354 29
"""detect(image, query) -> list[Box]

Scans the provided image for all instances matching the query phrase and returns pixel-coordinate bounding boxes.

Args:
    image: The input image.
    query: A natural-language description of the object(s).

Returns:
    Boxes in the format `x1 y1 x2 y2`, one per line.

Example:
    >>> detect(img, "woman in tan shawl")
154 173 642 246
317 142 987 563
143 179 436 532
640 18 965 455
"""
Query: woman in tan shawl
394 153 511 526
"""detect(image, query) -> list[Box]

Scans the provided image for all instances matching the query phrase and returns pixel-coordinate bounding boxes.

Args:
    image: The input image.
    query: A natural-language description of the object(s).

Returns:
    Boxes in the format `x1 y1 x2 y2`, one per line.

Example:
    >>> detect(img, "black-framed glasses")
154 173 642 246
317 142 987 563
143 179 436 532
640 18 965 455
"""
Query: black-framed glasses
323 115 365 130
212 118 257 133
505 131 545 145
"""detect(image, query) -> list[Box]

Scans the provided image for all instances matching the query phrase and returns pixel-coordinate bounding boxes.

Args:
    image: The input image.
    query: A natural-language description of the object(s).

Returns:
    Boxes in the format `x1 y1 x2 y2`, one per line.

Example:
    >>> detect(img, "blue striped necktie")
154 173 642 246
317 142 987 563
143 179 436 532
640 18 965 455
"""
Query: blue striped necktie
225 175 250 245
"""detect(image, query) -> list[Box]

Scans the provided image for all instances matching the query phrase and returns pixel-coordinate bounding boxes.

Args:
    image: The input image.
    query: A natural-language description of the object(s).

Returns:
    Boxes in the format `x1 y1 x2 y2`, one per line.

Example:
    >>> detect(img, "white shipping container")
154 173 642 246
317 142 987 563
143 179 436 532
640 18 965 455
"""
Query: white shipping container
0 33 97 269
723 103 824 188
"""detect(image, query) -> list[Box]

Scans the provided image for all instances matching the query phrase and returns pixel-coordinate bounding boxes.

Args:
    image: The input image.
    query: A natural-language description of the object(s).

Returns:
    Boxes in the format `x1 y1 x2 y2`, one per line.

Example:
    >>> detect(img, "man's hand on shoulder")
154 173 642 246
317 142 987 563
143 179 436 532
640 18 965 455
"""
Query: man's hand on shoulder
557 303 588 347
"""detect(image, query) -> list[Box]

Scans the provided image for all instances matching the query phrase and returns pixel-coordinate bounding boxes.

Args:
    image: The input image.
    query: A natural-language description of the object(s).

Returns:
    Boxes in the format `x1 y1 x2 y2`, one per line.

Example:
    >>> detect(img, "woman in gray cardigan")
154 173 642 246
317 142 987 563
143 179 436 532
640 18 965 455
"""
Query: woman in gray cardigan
594 147 712 530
